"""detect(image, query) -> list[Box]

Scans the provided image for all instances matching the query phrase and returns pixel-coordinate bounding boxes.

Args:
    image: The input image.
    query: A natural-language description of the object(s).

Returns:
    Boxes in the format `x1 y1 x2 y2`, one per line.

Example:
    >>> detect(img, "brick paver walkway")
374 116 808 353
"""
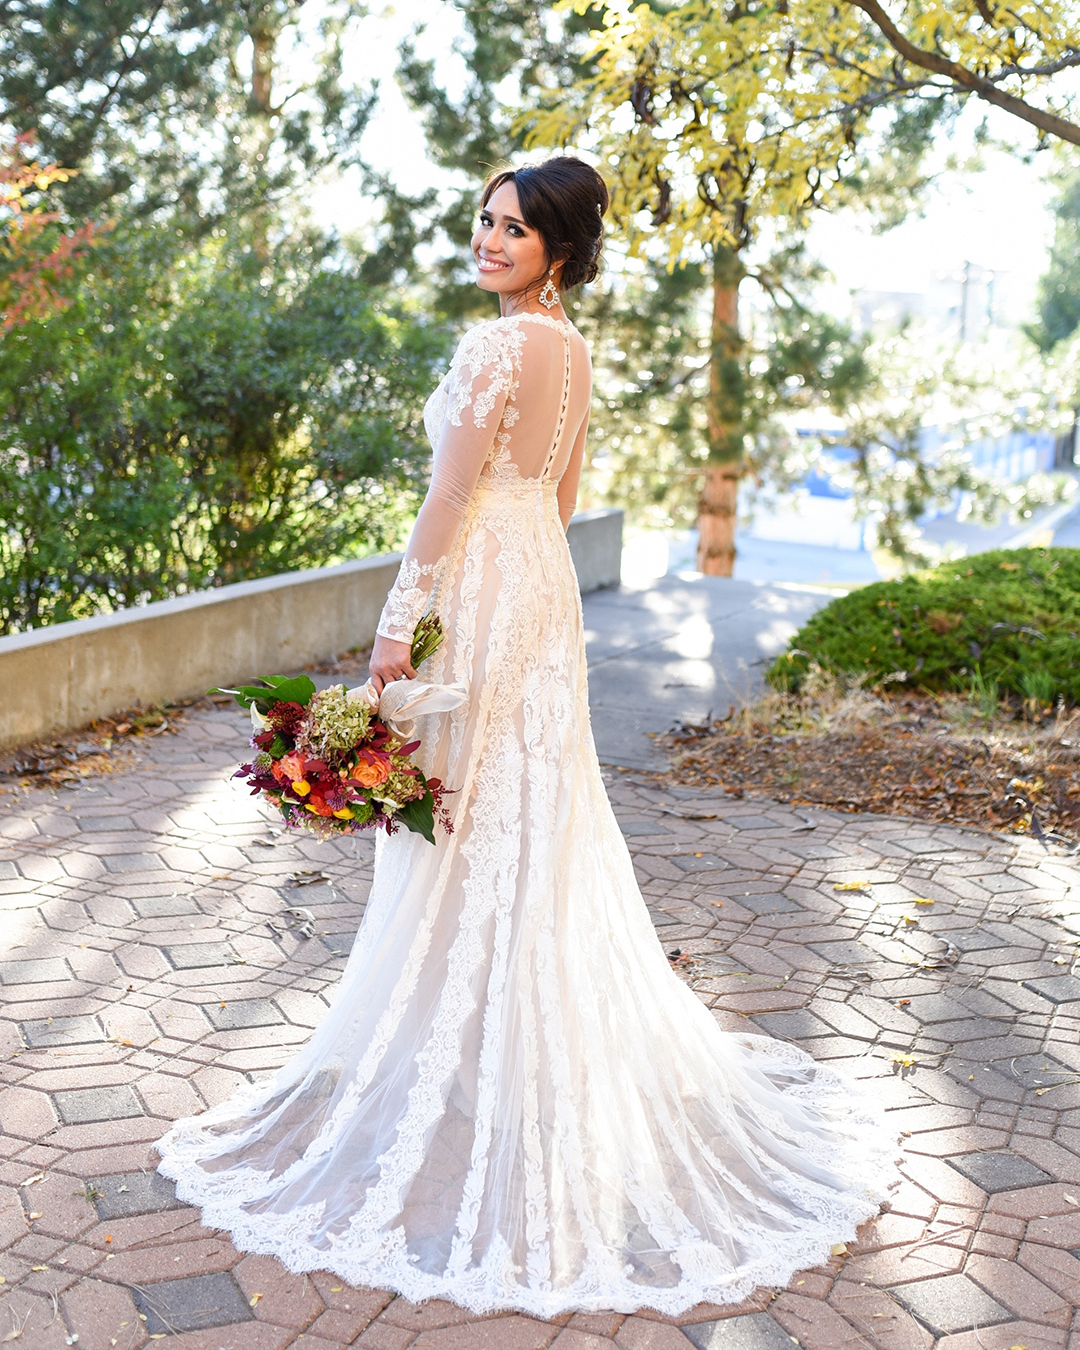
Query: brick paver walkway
2 700 1080 1349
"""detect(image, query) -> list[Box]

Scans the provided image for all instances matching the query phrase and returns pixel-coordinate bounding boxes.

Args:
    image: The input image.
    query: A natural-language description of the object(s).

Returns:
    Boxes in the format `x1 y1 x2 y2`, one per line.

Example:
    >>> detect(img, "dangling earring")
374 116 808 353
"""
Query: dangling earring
538 266 559 310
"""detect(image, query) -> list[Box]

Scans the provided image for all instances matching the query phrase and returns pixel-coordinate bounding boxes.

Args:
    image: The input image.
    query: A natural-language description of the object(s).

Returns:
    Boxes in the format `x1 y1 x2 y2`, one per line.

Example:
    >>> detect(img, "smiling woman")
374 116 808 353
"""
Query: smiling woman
157 152 897 1321
471 158 608 318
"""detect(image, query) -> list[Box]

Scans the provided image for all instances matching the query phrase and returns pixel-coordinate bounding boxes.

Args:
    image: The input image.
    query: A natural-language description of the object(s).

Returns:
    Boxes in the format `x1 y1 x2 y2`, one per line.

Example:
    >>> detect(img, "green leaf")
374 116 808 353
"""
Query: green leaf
396 790 435 845
209 674 316 711
262 674 317 706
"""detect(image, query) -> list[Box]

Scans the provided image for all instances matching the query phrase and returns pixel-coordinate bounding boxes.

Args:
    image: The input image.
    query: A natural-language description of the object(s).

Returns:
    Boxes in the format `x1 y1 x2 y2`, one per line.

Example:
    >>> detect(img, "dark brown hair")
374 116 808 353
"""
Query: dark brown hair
481 156 609 290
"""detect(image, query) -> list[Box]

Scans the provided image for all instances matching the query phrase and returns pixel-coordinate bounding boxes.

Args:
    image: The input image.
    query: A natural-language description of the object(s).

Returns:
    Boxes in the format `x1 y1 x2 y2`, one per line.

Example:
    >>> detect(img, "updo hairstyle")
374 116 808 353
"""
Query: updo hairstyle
481 156 609 290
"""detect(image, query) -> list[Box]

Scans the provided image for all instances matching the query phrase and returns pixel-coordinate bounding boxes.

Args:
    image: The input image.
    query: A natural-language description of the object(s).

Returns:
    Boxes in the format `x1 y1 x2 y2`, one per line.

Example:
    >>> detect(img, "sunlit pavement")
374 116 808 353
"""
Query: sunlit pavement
2 607 1080 1348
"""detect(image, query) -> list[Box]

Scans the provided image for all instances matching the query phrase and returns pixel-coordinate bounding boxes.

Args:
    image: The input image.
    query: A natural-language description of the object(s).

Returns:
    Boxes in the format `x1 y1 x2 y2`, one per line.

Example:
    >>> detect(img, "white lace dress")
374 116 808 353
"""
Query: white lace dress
156 312 897 1317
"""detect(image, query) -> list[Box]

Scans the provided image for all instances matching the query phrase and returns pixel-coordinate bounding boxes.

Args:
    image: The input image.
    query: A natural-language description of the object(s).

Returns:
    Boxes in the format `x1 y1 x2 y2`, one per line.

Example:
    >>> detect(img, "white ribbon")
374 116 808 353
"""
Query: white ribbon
347 678 468 738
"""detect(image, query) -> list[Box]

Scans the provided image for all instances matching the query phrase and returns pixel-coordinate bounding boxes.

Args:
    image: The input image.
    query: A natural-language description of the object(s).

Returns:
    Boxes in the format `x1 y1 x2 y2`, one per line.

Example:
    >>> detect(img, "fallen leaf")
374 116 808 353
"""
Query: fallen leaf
104 1235 112 1243
330 1286 343 1292
1053 957 1068 965
249 1294 264 1307
30 1265 47 1272
902 915 918 925
834 881 871 892
21 1174 44 1187
913 897 935 906
830 1242 848 1256
1064 1194 1079 1205
890 1053 917 1068
710 900 723 907
897 999 911 1007
27 1213 42 1221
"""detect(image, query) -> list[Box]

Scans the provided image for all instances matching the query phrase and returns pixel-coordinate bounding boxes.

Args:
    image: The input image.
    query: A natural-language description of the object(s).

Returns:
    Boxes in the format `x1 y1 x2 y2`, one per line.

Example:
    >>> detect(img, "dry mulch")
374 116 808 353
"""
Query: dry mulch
662 693 1080 847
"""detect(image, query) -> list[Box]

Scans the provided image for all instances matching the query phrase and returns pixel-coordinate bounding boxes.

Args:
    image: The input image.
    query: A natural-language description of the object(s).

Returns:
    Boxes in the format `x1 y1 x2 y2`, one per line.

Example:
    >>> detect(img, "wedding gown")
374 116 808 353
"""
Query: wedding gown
156 311 896 1317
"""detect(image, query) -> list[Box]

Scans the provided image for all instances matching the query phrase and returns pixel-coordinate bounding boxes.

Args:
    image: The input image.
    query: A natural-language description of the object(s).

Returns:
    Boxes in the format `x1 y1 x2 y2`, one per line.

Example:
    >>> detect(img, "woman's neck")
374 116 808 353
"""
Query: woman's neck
500 289 568 323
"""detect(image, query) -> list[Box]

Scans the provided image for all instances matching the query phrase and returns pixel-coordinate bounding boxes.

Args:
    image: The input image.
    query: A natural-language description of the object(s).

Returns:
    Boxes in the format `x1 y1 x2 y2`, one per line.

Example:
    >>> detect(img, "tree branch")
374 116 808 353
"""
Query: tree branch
843 0 1080 145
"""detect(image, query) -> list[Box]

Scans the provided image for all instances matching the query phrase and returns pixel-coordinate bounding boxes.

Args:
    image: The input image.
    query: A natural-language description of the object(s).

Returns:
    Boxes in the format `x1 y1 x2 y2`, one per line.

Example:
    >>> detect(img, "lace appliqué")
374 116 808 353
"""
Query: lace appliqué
376 556 441 643
446 321 525 430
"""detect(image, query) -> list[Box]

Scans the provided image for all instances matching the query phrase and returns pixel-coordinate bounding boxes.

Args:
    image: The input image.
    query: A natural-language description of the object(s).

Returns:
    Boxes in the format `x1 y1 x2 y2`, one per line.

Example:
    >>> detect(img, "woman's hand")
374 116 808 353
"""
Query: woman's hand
368 634 418 694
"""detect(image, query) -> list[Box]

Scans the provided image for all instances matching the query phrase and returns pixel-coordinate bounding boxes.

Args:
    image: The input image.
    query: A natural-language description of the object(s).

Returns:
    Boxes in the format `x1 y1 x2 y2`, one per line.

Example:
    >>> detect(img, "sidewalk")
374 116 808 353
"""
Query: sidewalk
1 584 1079 1349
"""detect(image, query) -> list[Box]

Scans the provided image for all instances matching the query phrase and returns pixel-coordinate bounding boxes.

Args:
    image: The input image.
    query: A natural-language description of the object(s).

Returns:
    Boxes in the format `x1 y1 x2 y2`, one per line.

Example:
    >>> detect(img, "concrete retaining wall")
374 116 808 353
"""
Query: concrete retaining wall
0 508 623 751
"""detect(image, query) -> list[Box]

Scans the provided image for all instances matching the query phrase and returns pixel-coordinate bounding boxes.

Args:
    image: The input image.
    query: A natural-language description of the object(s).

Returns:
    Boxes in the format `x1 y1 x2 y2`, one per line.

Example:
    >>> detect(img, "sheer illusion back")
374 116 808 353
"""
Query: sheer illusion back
156 310 895 1319
377 313 591 642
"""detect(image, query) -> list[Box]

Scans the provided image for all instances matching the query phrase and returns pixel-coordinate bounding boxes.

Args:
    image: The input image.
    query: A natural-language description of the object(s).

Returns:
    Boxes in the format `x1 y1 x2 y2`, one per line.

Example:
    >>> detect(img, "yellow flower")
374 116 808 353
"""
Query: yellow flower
333 807 354 820
292 779 311 796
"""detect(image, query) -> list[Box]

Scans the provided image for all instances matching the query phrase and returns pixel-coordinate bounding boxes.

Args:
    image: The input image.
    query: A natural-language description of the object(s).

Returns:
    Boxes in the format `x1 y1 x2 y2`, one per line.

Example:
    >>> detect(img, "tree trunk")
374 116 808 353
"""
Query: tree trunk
246 7 279 258
697 245 745 576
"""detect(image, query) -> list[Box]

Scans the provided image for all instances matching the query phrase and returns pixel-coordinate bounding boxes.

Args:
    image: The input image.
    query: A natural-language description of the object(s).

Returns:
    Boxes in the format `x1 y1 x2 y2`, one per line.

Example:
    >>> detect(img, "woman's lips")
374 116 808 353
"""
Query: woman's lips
477 256 511 272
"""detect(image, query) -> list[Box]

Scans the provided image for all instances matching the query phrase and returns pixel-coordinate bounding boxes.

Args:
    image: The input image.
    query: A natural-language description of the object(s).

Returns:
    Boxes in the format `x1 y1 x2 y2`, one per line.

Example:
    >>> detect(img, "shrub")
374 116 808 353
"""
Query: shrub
768 547 1080 705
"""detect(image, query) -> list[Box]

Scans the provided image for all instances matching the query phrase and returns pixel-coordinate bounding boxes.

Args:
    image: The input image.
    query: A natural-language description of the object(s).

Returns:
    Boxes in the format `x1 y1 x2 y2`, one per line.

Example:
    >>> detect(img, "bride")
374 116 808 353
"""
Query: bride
157 155 896 1318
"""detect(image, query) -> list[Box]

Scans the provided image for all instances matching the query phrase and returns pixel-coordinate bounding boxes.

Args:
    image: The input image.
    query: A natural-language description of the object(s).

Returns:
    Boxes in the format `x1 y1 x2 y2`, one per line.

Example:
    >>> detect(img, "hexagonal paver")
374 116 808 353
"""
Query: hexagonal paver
807 940 874 965
130 894 200 918
727 816 786 831
53 1085 143 1124
203 999 284 1031
87 1172 185 1220
19 1015 104 1048
0 958 70 985
683 1313 795 1348
131 1272 252 1334
904 993 971 1024
945 1151 1053 1193
971 872 1032 894
752 1010 833 1041
888 1274 1012 1335
102 852 166 872
733 893 802 915
619 822 672 837
1021 974 1080 1004
162 943 233 970
940 927 1005 952
671 855 727 873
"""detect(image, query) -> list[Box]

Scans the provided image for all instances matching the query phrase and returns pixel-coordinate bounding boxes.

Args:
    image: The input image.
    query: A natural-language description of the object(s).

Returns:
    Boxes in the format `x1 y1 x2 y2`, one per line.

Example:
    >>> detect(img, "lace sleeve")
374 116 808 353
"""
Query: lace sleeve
376 322 523 643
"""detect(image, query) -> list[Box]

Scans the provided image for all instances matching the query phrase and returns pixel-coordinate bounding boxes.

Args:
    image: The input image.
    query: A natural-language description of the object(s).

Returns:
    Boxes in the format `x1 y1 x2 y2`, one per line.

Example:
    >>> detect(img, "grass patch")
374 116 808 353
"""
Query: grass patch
768 547 1080 705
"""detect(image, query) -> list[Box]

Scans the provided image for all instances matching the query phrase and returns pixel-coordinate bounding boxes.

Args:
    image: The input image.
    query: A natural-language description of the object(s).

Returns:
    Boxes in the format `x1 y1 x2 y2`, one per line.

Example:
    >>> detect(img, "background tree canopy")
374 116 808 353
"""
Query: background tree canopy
2 0 1078 634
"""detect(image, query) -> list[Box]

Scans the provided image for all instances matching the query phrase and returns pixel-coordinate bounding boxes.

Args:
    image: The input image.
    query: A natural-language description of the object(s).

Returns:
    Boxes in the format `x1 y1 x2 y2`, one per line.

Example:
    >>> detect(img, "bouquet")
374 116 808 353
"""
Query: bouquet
218 616 456 843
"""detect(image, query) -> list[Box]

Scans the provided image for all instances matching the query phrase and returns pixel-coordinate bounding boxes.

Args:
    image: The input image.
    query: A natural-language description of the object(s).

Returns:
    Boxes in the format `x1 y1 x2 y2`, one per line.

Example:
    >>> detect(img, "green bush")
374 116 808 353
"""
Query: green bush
768 547 1080 705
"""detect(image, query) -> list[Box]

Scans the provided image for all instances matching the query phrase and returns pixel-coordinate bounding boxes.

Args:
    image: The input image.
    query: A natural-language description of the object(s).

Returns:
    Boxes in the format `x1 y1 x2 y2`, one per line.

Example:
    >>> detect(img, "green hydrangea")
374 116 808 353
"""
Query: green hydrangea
307 684 373 756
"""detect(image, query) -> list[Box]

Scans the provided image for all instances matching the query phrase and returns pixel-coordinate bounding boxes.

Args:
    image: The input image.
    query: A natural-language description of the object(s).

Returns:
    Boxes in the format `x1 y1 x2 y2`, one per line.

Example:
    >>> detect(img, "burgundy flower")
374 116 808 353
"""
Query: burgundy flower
268 700 307 737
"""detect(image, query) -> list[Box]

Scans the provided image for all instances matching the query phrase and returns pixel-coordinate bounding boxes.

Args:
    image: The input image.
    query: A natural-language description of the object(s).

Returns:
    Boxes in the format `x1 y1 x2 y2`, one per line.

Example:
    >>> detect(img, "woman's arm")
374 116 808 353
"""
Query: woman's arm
371 333 516 690
556 409 590 531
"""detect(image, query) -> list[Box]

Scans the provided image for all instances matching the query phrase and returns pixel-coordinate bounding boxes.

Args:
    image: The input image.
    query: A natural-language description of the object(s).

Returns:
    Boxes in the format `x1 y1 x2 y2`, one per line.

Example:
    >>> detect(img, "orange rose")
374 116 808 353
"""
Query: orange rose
351 759 390 787
304 797 335 817
278 750 306 781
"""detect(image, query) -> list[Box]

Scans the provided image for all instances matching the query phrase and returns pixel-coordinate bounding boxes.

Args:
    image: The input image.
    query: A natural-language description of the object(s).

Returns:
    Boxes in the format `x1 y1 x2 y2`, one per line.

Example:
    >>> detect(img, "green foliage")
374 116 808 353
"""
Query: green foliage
1028 165 1080 352
769 548 1080 705
396 786 436 845
0 0 374 219
216 674 318 712
0 225 449 634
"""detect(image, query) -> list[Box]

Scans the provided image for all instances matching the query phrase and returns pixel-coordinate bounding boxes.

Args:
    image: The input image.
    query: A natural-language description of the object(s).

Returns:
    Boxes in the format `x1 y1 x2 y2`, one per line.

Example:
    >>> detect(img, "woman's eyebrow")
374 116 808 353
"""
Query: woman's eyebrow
485 211 528 226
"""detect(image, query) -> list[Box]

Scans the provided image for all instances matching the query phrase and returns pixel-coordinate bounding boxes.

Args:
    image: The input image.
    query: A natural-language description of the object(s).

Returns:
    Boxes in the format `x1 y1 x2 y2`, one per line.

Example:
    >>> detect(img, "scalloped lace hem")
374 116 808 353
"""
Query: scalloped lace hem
156 1141 888 1317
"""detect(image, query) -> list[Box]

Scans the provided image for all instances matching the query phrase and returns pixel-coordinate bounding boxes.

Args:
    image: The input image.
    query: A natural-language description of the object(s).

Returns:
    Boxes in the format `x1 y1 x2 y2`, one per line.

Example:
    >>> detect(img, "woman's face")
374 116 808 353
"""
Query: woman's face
471 181 555 297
